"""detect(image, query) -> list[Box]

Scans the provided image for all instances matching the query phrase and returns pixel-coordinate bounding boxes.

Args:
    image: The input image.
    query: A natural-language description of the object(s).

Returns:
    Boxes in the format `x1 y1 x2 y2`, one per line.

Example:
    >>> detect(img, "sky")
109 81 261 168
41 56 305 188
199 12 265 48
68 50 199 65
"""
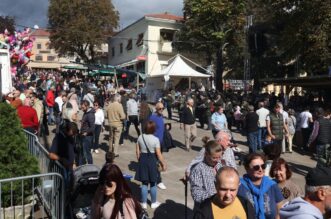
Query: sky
0 0 183 30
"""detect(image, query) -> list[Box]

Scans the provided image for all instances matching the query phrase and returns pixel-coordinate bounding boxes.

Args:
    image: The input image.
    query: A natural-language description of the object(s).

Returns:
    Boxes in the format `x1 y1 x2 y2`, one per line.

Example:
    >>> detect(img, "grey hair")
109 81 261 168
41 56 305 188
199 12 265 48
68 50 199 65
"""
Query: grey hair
113 93 122 102
215 129 231 141
187 97 194 104
305 185 331 194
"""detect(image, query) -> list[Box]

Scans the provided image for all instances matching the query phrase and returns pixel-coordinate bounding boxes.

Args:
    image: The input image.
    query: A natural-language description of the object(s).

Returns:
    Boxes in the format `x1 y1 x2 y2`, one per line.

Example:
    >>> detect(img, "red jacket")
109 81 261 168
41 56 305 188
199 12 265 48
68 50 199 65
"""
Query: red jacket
46 90 55 107
17 106 39 131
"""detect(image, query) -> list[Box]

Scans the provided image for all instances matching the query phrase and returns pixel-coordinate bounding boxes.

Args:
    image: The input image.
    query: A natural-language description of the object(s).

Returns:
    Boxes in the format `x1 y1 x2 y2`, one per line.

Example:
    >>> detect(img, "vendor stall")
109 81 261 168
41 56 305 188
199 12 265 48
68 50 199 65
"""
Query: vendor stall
145 54 211 102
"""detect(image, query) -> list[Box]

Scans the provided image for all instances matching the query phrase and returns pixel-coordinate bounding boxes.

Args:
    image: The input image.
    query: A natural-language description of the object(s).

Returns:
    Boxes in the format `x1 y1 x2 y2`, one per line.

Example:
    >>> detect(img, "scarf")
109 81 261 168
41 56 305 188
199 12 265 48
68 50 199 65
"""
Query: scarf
240 174 276 219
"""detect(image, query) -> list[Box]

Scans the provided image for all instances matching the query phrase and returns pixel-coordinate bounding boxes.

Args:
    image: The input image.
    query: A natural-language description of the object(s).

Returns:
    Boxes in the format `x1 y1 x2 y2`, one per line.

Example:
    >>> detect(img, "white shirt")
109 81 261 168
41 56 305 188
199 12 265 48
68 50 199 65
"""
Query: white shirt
55 96 64 112
281 109 289 124
299 111 312 128
94 108 105 125
126 98 138 116
256 107 269 127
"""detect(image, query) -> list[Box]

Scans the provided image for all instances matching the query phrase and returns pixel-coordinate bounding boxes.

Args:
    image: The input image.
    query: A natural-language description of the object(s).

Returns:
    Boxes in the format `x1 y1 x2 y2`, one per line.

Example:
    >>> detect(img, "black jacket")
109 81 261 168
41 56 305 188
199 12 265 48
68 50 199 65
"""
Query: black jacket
180 106 196 125
193 195 255 219
81 108 95 136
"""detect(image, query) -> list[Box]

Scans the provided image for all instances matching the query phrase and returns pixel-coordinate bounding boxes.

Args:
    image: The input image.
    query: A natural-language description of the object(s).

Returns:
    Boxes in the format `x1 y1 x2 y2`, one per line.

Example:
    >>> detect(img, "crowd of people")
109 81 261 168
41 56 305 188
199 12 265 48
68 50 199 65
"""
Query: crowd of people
2 69 331 218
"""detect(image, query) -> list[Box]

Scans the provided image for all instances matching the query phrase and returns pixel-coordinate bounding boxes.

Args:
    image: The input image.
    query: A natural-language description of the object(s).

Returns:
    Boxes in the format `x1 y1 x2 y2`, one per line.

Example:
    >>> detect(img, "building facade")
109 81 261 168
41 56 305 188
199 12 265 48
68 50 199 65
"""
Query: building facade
27 29 73 69
108 13 207 77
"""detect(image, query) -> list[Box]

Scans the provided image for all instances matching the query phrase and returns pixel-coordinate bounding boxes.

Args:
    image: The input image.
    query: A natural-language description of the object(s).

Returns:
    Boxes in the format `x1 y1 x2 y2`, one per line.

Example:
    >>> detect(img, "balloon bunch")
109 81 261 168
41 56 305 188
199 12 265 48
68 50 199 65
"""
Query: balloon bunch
0 28 35 75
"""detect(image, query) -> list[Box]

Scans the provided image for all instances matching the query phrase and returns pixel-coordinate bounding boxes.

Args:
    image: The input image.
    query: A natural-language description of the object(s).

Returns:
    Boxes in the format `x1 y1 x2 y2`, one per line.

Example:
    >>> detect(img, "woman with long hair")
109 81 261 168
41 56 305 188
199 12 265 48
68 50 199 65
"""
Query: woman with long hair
91 164 142 219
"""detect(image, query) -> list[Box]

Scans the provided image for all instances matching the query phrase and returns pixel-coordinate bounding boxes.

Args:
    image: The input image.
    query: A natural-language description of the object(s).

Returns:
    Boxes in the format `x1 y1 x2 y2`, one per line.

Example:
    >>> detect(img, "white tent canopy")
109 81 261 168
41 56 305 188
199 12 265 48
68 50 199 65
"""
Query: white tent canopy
150 54 211 79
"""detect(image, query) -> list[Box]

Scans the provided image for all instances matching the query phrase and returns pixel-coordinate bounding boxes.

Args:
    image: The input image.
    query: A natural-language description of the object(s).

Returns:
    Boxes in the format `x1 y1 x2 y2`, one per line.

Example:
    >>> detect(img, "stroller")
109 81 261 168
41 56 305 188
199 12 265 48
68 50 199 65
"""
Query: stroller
70 164 101 219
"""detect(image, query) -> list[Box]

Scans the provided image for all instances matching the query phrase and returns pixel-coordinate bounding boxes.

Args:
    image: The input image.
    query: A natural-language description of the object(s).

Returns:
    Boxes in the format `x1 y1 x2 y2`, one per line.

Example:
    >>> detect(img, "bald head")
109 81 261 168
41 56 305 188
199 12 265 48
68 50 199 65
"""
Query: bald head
215 167 240 206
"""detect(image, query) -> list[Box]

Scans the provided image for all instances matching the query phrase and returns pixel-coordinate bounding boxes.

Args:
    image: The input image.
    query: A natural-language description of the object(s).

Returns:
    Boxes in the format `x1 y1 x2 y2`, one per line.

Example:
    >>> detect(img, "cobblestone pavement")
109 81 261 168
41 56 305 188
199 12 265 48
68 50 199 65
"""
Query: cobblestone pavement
42 109 316 219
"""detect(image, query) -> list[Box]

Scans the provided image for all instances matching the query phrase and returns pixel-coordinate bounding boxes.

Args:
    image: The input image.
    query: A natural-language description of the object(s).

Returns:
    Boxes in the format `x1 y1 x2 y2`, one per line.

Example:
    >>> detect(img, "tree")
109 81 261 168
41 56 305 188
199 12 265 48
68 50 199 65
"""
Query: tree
250 0 331 79
176 0 247 91
0 103 39 206
48 0 119 63
0 16 15 34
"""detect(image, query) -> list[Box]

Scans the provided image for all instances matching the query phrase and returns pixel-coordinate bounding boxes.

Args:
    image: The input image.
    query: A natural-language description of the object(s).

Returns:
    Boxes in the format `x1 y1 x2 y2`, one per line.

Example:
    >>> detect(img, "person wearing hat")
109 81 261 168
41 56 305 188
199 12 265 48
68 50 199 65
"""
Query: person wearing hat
280 166 331 219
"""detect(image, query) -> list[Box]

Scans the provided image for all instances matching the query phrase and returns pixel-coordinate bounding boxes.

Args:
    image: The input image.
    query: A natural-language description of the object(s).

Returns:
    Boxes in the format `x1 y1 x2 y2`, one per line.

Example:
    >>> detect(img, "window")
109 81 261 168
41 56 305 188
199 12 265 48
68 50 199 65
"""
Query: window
160 29 175 42
47 56 55 61
111 47 115 57
45 42 50 50
37 44 42 49
136 33 144 47
35 55 43 61
126 39 132 50
120 43 123 53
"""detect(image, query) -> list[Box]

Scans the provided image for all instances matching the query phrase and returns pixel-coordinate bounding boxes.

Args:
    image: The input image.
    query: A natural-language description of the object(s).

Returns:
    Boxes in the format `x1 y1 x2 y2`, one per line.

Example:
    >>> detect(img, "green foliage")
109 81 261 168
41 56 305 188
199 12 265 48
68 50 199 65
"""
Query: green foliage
0 103 40 207
176 0 247 90
48 0 119 63
251 0 331 77
0 16 15 34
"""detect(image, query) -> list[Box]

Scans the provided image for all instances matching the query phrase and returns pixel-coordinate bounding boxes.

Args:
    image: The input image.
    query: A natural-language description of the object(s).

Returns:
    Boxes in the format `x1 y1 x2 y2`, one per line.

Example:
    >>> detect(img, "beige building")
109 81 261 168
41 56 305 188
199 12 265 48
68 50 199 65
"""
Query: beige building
108 13 208 76
27 29 73 69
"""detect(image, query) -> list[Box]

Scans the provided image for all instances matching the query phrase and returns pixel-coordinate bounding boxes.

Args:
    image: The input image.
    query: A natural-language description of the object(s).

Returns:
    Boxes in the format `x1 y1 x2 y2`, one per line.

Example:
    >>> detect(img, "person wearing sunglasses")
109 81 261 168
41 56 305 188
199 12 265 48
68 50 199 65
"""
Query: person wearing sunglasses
148 102 167 190
238 153 284 219
91 164 143 219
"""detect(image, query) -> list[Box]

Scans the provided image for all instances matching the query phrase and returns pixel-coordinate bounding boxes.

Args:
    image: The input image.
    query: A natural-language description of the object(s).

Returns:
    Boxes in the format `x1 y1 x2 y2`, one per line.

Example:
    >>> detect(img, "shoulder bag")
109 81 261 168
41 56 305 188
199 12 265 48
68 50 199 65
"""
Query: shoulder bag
142 134 163 172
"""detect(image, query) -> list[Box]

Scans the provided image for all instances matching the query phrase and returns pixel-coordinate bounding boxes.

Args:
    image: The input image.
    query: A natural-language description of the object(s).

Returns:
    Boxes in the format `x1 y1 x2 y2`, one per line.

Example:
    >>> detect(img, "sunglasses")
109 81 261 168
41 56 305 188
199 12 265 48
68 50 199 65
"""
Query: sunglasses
94 104 99 106
251 164 266 171
104 181 113 187
157 108 164 110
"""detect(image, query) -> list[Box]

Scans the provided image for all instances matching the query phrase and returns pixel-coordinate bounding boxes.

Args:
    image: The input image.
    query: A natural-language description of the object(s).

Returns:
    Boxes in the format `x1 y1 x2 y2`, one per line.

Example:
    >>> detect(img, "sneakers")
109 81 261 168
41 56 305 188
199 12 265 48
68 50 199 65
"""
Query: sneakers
157 182 167 190
94 149 99 154
141 202 147 209
151 201 161 209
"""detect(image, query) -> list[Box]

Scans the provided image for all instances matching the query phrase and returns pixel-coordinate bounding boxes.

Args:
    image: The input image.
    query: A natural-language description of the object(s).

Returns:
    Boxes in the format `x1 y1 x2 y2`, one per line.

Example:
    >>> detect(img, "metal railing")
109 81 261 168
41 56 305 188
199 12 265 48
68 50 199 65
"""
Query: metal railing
0 173 65 219
23 130 66 177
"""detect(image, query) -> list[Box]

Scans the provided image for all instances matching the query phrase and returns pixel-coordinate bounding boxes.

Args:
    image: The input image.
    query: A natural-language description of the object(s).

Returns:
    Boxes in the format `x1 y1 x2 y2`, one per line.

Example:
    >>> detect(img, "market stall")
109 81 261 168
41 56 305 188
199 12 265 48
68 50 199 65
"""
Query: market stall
145 54 211 102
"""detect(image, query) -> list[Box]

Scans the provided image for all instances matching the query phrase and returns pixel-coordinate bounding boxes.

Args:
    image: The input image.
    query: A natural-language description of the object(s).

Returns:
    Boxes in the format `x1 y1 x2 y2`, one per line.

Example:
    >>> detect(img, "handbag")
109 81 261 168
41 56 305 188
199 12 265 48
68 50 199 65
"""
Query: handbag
142 134 163 172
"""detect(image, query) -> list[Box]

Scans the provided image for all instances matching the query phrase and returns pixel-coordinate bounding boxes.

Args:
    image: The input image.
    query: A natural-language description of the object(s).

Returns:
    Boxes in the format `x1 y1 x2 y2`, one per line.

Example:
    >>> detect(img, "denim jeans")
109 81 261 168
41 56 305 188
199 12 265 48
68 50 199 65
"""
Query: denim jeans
141 182 157 203
94 125 102 150
80 136 93 165
316 144 330 167
248 131 259 153
47 106 55 124
258 127 267 149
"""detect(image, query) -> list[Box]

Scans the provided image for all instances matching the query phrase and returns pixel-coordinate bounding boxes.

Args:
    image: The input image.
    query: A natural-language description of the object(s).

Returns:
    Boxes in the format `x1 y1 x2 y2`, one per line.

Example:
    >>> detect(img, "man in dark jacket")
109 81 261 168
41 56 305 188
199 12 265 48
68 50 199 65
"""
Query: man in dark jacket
193 166 255 219
245 105 259 153
307 108 331 167
180 98 197 151
49 122 78 188
80 100 95 165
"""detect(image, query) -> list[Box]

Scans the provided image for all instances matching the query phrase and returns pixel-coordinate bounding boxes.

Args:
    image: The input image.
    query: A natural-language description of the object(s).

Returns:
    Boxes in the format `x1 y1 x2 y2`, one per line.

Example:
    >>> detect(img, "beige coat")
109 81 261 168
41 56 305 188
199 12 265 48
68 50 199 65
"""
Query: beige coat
107 102 125 127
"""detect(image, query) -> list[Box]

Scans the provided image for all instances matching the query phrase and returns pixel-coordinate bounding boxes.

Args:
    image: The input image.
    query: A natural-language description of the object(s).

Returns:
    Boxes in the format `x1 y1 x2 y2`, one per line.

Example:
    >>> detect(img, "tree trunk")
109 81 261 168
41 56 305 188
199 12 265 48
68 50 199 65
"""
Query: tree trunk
215 47 223 92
